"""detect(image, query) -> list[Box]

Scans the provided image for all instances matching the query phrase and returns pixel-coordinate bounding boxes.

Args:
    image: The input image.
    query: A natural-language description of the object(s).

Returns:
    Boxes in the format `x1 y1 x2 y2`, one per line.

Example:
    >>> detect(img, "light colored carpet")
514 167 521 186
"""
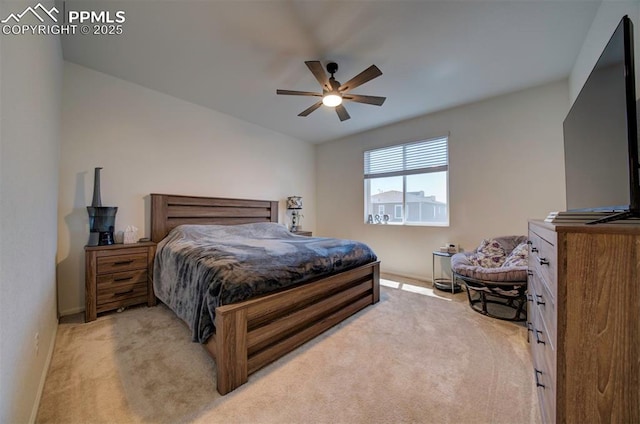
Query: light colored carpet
36 281 540 424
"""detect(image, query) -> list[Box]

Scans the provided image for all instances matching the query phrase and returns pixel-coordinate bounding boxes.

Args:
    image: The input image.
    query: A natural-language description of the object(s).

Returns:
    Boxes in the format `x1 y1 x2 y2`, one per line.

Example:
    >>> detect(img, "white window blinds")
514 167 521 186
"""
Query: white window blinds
364 137 448 179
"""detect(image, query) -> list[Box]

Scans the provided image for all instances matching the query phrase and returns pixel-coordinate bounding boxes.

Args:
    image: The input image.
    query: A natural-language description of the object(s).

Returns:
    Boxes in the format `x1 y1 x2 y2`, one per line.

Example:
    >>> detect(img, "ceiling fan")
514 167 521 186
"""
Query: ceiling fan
277 61 386 121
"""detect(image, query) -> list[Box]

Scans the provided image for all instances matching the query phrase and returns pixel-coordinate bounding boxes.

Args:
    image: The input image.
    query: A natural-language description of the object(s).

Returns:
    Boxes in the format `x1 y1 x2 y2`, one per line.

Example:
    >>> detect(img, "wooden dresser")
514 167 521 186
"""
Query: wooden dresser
84 242 156 322
528 220 639 423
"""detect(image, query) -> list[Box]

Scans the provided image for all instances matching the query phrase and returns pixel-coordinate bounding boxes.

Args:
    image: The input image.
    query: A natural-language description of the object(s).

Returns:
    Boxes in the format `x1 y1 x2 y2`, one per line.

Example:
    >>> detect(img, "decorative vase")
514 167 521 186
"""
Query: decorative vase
91 167 102 207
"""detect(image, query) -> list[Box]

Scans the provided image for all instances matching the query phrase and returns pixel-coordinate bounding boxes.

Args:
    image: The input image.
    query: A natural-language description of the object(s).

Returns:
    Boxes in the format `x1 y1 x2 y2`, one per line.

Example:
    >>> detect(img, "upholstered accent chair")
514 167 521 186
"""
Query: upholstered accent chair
451 235 528 321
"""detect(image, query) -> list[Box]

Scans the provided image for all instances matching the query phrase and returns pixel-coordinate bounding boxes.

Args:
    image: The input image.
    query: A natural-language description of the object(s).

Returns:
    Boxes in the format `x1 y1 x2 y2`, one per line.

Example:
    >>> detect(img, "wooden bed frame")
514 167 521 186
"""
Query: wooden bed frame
150 193 380 394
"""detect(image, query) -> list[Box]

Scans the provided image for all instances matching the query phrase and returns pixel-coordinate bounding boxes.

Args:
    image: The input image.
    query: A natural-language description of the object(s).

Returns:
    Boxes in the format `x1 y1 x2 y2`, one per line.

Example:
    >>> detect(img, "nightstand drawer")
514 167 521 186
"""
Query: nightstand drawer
97 280 148 305
97 253 148 274
97 269 147 288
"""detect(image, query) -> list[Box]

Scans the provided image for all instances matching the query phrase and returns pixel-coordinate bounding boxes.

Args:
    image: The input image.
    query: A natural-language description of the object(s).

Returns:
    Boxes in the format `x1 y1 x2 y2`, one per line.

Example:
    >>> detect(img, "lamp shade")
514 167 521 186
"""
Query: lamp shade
286 196 303 210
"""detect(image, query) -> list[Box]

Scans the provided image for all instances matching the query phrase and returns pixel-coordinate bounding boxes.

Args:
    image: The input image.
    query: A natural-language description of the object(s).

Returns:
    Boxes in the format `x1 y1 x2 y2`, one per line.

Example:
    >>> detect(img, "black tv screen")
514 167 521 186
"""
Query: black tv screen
563 15 640 215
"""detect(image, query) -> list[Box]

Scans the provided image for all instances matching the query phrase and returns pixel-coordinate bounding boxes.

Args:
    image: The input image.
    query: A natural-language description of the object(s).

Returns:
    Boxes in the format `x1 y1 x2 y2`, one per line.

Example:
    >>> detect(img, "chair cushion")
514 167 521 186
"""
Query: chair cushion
470 238 507 268
451 257 528 282
502 242 529 268
450 235 529 283
488 235 528 253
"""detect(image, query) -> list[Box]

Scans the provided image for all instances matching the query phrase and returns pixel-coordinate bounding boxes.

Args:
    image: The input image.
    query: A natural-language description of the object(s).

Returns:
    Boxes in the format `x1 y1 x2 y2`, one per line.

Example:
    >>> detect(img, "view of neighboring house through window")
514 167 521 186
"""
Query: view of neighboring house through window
364 136 449 226
394 204 403 219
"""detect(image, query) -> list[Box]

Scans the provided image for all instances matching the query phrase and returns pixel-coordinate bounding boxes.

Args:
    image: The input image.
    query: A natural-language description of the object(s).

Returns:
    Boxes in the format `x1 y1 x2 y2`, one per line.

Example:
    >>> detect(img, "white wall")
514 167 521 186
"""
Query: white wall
316 81 568 281
58 62 315 316
0 1 62 422
570 0 640 102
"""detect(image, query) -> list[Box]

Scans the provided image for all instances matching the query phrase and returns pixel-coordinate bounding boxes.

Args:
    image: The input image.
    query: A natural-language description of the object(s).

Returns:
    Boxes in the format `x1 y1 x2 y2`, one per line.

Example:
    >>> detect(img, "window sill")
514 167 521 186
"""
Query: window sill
365 222 449 227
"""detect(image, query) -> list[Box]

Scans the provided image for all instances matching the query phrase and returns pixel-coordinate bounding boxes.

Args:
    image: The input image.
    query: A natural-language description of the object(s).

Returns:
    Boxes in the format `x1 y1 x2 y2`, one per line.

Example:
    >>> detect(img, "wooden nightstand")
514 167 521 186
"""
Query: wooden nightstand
84 242 156 322
291 230 312 236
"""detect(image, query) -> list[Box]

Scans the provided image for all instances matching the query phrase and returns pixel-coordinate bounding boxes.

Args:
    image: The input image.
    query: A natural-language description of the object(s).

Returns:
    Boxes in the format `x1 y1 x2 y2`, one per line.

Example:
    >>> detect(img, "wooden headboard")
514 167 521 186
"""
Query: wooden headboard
150 194 279 242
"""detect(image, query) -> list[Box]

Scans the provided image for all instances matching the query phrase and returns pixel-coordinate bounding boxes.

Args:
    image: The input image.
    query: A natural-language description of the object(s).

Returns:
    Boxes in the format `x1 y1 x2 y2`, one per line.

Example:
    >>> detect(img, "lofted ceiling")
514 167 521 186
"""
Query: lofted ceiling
60 0 601 143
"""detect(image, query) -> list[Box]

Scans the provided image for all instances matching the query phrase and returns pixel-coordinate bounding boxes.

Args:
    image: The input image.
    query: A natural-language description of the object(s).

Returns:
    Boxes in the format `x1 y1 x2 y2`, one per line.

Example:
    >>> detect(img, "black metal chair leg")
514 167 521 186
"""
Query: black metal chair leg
454 272 527 322
480 292 488 314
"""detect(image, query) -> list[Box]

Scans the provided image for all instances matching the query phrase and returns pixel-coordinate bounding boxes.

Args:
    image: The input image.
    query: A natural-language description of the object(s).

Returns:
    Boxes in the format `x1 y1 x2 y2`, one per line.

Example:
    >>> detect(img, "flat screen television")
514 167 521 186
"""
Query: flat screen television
563 15 640 223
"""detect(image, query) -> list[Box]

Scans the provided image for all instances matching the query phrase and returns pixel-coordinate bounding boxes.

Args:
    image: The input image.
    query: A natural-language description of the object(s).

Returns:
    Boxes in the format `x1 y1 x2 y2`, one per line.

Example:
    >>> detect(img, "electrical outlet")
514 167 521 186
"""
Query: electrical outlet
34 332 39 356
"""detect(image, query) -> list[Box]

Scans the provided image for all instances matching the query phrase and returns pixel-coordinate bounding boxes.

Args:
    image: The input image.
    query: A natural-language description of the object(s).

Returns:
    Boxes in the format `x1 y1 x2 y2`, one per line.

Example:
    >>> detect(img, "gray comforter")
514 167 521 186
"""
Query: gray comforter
153 223 377 343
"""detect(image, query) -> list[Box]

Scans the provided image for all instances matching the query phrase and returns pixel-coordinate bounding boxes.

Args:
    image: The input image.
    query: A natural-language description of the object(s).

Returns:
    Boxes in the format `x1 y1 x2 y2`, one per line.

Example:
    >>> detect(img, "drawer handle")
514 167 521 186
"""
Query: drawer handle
527 294 533 303
534 369 546 389
113 260 134 266
114 289 134 297
535 329 546 345
535 294 545 306
531 247 538 253
527 270 533 277
537 257 549 266
113 276 133 282
526 322 533 343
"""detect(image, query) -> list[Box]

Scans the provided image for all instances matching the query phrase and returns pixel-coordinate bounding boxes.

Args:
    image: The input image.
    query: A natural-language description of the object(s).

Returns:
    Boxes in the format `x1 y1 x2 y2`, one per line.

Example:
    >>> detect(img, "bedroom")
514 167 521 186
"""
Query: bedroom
1 0 639 423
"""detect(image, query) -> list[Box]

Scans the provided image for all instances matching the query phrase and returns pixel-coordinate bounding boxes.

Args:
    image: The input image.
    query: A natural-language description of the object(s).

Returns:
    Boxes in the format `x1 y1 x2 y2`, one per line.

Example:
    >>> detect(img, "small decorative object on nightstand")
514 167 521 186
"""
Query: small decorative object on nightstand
286 195 303 232
292 230 312 236
84 241 156 322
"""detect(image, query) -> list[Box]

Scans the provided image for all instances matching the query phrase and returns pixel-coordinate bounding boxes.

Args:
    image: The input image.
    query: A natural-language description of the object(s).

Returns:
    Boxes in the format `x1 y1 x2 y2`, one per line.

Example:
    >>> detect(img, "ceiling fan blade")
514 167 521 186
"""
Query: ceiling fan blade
343 94 386 106
338 65 382 93
335 104 351 121
277 89 322 97
298 100 323 117
305 61 329 90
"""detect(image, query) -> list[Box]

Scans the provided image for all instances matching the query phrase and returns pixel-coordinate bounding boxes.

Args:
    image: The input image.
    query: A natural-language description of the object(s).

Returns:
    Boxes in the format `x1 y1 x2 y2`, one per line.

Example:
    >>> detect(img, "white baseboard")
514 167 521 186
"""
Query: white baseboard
380 270 430 284
28 320 58 424
59 306 84 317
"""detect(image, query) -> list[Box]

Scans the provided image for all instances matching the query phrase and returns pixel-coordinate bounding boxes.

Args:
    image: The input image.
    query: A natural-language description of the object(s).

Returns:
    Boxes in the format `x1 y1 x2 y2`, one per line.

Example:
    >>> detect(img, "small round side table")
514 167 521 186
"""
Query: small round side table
432 251 461 293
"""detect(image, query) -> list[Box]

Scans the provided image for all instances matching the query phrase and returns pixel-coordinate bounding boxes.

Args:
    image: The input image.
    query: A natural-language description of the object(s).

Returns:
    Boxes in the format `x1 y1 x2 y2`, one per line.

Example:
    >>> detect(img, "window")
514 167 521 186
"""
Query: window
364 136 449 226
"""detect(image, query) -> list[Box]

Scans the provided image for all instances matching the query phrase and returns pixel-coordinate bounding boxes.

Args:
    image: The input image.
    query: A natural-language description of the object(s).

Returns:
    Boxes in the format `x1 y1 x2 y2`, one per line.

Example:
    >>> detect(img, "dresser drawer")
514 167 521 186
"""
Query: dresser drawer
528 230 557 297
529 274 557 386
97 253 148 274
531 303 555 358
534 365 556 424
530 306 556 424
528 270 557 347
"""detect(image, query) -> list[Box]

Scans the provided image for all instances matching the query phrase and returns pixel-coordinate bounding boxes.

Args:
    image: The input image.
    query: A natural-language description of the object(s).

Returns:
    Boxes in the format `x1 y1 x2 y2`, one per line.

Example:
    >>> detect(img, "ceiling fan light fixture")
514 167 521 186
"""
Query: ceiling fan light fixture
322 93 342 107
277 61 385 120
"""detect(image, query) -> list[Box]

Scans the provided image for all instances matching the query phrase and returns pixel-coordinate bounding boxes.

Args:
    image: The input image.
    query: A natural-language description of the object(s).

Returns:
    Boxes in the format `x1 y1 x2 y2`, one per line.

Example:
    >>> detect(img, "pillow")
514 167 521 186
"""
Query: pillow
502 242 529 268
469 239 507 268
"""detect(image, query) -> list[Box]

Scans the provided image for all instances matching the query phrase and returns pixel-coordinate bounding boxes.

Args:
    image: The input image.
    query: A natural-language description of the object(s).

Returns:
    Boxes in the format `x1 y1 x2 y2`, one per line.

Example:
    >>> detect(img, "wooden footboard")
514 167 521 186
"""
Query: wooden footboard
205 261 380 395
